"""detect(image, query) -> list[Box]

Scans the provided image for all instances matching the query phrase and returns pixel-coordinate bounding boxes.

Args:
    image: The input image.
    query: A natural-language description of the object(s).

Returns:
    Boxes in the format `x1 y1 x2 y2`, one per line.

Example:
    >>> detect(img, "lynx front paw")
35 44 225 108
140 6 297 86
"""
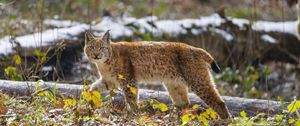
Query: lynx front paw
89 80 102 92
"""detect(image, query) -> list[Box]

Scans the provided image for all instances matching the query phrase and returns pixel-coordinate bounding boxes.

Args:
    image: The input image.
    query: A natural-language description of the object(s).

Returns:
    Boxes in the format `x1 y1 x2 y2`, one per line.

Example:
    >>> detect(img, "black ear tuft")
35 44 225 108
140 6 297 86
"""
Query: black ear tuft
211 61 221 73
102 30 111 47
85 32 94 44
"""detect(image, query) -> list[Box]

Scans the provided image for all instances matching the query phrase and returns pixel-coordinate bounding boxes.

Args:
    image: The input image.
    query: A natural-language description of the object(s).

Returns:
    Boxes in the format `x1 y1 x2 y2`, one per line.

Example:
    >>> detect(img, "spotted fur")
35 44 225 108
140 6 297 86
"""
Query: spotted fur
84 31 231 119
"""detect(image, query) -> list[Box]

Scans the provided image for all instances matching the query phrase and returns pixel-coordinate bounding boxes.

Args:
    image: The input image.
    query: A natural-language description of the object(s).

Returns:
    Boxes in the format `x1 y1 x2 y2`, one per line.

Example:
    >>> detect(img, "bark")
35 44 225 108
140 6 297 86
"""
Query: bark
0 80 288 116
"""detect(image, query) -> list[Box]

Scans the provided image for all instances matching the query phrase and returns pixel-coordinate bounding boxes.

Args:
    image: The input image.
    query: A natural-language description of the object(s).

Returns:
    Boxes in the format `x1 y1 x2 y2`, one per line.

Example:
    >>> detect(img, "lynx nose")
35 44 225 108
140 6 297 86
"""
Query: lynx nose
96 55 101 59
93 55 101 59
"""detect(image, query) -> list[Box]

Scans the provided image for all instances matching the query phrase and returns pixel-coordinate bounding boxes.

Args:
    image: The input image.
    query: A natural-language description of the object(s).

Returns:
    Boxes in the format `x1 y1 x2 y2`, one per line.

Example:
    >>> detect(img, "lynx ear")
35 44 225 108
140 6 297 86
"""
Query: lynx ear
85 32 94 44
101 30 111 47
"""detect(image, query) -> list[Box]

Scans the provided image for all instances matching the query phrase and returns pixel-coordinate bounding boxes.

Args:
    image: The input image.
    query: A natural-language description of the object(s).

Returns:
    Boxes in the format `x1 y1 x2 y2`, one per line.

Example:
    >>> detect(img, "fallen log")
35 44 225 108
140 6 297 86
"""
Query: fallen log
0 79 288 116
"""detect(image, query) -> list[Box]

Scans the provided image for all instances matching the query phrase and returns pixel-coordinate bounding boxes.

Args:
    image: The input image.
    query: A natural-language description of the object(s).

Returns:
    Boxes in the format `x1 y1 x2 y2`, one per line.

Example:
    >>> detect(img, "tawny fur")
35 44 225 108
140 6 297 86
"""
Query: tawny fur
84 31 231 119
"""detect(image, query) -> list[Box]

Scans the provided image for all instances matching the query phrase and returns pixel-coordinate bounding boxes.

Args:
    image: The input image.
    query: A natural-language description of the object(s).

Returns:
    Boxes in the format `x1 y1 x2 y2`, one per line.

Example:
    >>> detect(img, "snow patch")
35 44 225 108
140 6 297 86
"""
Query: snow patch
42 66 53 72
212 29 234 41
92 17 133 39
230 18 250 30
0 14 298 56
0 24 89 55
261 34 277 43
252 21 297 36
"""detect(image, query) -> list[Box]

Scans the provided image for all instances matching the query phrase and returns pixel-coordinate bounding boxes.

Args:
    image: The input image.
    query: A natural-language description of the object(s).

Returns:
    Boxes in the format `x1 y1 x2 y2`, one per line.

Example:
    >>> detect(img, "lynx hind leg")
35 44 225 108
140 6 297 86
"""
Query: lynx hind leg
183 63 231 119
164 81 190 108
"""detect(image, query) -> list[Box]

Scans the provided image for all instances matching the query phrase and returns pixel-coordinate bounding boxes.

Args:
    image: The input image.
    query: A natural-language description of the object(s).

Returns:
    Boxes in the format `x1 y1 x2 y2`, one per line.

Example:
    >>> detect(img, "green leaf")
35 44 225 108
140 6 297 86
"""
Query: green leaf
287 100 300 113
35 80 44 92
142 33 152 41
4 66 22 80
275 114 284 122
201 118 209 126
41 55 47 63
278 97 285 110
240 111 247 118
251 72 259 80
34 50 41 57
53 83 57 102
8 15 17 21
264 67 271 75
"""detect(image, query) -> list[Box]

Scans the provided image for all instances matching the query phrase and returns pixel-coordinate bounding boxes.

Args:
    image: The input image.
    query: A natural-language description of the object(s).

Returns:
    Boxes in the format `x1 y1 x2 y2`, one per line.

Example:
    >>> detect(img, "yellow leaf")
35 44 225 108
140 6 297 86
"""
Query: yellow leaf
118 74 126 80
152 103 168 112
110 90 116 97
181 114 191 123
296 120 300 126
84 85 90 91
83 91 92 102
207 108 217 119
91 91 101 107
200 111 209 118
64 99 76 109
92 91 101 99
127 85 137 95
289 119 295 124
192 104 199 110
37 91 47 97
287 100 300 113
92 98 101 107
13 55 21 65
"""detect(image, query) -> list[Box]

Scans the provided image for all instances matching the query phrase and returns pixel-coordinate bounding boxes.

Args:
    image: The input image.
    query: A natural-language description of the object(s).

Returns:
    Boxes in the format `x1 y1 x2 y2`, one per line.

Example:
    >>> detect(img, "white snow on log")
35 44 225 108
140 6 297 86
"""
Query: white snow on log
252 21 297 36
230 18 250 30
92 17 133 39
261 34 277 43
212 29 234 41
0 14 298 55
42 66 53 72
44 19 80 28
155 14 224 36
0 24 89 55
0 36 14 55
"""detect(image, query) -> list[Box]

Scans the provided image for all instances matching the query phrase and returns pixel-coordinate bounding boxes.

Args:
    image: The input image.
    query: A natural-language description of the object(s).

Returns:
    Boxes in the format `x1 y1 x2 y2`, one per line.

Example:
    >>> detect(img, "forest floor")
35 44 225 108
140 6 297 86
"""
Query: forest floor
0 84 299 125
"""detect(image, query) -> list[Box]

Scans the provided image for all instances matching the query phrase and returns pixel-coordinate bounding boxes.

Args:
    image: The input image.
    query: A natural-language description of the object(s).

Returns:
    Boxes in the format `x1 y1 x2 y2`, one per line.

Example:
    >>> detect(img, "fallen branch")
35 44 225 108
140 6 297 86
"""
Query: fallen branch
0 79 288 116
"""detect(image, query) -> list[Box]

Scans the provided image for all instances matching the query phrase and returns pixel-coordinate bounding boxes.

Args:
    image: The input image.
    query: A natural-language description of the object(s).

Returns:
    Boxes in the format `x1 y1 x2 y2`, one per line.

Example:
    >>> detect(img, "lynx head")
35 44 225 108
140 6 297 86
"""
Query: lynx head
84 30 112 63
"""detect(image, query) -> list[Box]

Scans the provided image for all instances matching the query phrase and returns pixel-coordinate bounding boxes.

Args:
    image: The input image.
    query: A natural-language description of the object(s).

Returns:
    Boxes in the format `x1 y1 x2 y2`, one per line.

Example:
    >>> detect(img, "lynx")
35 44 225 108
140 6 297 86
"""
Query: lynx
84 30 231 119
